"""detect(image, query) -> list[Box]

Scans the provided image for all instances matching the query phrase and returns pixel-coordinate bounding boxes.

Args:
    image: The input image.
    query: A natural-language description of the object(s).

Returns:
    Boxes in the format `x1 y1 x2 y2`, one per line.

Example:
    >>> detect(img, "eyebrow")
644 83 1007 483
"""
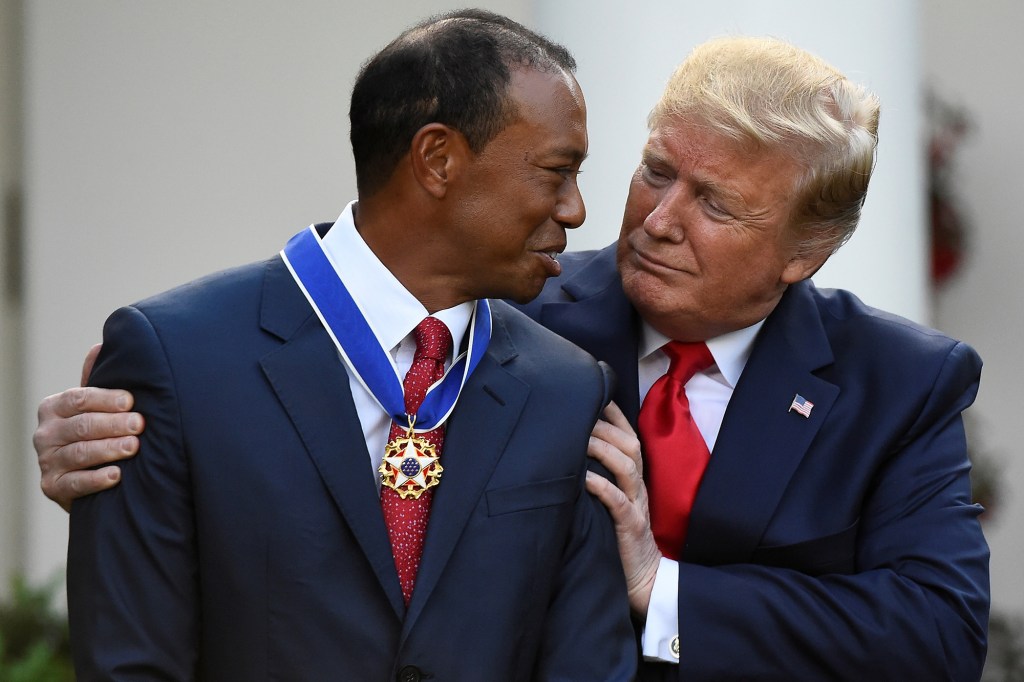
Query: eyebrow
644 149 749 210
547 147 589 165
641 148 669 167
698 177 744 204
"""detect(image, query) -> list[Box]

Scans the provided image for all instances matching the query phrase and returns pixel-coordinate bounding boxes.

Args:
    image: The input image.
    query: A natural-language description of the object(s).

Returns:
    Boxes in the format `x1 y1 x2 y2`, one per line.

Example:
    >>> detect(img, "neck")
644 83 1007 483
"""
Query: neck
354 198 473 314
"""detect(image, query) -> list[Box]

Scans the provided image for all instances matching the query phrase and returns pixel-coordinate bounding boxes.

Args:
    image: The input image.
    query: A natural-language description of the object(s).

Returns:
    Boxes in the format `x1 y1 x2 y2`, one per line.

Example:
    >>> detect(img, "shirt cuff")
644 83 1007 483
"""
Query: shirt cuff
640 556 680 663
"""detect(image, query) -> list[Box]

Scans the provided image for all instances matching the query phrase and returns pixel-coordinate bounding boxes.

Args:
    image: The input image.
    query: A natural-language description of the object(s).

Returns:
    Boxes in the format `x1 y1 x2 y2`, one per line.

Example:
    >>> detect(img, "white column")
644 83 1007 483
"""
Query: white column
534 0 928 324
0 0 26 594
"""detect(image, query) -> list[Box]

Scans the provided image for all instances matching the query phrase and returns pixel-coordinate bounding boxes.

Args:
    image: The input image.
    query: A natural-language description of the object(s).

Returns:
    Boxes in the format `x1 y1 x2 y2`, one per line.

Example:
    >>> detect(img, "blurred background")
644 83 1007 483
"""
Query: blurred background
1 0 1021 676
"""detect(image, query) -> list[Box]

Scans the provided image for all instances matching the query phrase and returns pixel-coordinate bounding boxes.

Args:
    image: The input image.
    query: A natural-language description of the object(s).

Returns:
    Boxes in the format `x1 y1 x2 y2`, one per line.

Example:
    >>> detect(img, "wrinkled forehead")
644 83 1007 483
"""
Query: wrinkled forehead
647 113 815 175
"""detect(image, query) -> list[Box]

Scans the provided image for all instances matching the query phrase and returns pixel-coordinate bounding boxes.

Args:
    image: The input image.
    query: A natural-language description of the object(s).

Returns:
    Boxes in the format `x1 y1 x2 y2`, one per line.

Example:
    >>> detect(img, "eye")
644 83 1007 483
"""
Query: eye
640 162 670 186
551 167 581 181
700 194 733 220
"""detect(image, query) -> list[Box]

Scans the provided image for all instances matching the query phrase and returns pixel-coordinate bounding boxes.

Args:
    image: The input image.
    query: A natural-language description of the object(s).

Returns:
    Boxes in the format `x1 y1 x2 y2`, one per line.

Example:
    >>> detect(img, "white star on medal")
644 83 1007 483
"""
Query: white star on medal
384 439 438 490
379 428 443 499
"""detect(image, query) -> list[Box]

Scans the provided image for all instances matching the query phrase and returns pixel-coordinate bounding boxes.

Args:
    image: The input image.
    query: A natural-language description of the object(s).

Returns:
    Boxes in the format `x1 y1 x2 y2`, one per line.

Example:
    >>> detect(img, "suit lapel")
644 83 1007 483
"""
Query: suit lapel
400 303 530 636
684 281 839 565
257 258 406 617
539 246 643 423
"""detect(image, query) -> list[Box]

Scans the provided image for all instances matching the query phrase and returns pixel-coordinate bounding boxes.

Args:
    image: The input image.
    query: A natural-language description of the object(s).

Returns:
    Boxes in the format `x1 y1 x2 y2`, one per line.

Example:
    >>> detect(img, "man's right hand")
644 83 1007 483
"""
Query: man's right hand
34 343 143 511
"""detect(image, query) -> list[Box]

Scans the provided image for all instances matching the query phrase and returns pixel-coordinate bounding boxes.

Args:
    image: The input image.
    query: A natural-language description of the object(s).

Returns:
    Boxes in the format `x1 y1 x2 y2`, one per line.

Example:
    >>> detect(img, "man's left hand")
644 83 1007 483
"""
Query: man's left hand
586 401 661 618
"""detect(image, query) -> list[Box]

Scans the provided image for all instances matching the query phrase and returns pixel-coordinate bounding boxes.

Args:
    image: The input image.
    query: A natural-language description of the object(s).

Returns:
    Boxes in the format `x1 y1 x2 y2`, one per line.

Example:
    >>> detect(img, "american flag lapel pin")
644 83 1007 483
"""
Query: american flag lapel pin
788 394 814 418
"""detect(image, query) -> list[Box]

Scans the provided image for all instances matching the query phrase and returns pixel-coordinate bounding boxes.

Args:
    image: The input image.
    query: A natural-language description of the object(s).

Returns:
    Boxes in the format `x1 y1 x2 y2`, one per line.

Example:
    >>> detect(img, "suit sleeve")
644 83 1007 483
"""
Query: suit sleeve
68 305 199 681
533 361 638 681
651 341 988 682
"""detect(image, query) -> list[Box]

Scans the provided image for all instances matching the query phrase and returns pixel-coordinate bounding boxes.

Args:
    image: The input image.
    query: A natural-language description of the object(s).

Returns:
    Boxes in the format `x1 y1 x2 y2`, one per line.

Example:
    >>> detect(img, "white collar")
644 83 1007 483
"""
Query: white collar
319 200 474 357
639 318 764 388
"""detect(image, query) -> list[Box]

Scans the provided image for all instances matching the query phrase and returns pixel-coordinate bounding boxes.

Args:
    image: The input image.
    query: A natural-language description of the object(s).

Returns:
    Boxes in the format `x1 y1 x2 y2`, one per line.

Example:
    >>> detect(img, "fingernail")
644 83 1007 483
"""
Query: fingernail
116 395 130 410
127 415 143 432
108 468 121 481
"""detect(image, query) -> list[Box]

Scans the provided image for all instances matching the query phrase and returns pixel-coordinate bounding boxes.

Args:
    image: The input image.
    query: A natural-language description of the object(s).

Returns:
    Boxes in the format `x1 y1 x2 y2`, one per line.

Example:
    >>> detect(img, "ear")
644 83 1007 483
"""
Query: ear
409 123 470 199
781 248 831 284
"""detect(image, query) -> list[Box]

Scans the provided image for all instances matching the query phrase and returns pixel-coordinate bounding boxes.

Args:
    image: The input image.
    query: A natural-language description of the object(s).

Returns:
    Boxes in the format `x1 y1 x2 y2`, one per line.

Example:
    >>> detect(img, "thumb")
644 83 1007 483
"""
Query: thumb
80 343 103 386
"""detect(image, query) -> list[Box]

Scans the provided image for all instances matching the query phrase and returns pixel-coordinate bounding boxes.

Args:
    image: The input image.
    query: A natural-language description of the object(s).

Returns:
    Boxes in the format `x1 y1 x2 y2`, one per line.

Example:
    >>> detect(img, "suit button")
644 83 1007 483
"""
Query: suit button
397 665 422 682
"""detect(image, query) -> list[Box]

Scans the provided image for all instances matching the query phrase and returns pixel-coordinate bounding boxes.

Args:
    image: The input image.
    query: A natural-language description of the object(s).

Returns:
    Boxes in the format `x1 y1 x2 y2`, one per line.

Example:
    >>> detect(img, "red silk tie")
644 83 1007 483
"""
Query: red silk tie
381 316 452 605
638 341 715 560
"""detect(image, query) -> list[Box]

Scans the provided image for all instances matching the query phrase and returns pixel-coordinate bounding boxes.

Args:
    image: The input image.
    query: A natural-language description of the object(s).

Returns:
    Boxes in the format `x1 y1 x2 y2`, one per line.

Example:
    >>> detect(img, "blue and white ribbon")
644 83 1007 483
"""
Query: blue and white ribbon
280 225 491 432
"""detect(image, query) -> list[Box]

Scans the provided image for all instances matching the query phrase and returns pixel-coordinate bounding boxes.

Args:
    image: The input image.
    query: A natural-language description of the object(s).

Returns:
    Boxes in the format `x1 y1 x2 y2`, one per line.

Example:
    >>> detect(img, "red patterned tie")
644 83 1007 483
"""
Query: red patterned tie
638 341 715 560
381 316 453 605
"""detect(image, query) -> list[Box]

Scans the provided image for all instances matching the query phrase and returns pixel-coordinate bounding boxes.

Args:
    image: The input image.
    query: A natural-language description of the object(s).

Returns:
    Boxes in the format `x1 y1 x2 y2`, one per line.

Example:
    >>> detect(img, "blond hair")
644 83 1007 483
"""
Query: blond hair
650 36 880 258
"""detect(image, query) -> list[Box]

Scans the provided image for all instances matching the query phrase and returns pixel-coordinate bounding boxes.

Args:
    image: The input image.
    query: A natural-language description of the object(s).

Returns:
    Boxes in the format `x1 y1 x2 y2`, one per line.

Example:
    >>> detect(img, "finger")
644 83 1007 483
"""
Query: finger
49 436 140 472
588 435 644 501
38 432 139 481
591 419 642 457
34 411 144 455
80 343 103 386
585 470 633 520
44 467 122 513
590 419 643 473
39 386 135 421
602 401 637 438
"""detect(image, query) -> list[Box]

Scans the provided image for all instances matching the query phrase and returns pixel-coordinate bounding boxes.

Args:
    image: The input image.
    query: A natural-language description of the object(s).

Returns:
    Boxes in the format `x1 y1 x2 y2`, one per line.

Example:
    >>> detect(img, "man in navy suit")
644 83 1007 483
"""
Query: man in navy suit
37 32 989 682
49 10 636 680
515 38 987 680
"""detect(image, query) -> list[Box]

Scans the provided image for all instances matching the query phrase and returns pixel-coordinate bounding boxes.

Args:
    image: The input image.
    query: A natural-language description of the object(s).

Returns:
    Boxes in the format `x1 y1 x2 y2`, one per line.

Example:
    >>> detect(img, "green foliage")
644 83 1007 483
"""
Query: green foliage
0 574 73 682
985 612 1024 682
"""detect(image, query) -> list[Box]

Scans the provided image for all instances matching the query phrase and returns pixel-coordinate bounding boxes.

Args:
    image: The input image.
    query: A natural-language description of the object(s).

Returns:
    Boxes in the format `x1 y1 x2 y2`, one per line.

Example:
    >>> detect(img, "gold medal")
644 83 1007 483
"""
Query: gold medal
379 421 443 500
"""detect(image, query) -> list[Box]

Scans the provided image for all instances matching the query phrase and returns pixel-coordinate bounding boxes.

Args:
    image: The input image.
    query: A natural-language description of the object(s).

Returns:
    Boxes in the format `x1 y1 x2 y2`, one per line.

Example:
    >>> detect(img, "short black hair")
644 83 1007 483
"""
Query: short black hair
349 8 577 197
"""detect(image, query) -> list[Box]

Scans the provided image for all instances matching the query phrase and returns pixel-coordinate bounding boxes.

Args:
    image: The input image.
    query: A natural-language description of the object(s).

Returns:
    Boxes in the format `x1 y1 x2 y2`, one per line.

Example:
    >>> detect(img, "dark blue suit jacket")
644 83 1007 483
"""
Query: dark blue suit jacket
517 245 990 681
68 253 636 680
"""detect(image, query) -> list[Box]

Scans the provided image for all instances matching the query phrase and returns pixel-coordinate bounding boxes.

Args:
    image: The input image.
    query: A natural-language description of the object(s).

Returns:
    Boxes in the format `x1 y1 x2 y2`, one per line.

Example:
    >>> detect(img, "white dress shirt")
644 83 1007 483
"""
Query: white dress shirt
637 319 764 662
319 201 474 483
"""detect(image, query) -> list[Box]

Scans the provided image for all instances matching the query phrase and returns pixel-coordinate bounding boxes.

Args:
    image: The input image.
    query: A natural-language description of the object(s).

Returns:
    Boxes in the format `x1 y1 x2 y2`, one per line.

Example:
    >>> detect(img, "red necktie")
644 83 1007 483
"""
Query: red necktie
638 341 714 560
381 316 452 605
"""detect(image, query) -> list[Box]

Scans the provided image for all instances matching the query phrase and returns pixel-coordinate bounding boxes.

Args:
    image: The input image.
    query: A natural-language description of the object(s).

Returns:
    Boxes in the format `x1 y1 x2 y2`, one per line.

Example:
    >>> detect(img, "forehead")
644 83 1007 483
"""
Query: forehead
645 118 745 163
645 117 808 215
500 67 588 159
646 118 803 180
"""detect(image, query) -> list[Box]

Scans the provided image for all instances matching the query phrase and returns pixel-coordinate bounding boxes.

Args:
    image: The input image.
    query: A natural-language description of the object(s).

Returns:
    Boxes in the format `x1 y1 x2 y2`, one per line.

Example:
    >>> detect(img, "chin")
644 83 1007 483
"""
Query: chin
505 283 544 305
623 273 688 320
621 265 663 303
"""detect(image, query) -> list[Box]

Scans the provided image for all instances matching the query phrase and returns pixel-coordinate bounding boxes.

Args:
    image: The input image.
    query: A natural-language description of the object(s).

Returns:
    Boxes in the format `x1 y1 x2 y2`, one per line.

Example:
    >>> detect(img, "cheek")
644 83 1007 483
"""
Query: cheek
619 187 653 235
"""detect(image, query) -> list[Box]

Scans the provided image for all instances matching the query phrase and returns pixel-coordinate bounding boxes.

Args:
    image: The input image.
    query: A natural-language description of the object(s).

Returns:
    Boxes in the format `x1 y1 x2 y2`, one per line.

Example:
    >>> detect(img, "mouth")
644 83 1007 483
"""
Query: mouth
632 246 674 272
534 247 564 277
627 236 687 275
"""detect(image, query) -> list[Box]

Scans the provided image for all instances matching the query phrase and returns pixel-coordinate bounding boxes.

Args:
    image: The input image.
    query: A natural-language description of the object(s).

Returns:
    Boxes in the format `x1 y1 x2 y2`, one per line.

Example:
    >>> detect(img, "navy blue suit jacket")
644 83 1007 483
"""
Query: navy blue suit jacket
516 245 990 681
68 253 636 680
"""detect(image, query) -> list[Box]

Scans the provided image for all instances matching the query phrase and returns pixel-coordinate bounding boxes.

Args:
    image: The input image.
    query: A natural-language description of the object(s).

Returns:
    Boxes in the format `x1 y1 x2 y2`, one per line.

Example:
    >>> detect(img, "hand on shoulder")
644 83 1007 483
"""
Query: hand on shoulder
34 344 142 511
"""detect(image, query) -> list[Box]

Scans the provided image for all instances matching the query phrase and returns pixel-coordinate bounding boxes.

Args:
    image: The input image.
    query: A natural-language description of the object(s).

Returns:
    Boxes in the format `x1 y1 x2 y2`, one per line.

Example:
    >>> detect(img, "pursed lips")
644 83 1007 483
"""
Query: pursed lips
630 241 684 273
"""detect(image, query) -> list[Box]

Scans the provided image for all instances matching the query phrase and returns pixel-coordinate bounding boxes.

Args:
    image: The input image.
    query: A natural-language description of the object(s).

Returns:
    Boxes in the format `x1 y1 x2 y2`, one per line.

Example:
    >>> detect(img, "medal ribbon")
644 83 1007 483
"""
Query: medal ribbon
280 225 491 432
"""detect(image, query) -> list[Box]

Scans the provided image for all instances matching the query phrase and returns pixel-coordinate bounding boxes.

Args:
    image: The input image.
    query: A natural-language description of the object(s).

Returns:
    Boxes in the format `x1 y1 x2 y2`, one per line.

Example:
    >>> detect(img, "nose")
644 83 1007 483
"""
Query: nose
554 178 586 230
643 188 686 242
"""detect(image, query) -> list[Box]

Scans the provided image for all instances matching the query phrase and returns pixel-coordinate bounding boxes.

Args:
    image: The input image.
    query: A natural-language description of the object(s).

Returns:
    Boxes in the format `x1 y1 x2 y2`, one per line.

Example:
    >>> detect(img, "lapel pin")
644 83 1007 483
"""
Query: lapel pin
788 394 814 418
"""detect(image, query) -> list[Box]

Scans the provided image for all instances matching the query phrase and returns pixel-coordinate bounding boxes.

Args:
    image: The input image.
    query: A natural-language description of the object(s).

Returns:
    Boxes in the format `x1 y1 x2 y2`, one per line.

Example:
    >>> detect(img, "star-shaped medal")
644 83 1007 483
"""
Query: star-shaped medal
379 433 443 499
